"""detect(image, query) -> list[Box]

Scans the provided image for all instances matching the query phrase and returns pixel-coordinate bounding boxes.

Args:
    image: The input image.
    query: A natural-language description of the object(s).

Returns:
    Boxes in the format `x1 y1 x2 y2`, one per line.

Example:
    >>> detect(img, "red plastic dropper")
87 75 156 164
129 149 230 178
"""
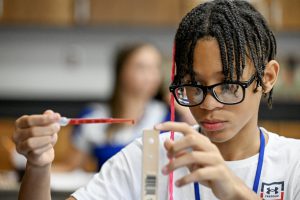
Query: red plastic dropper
59 117 134 126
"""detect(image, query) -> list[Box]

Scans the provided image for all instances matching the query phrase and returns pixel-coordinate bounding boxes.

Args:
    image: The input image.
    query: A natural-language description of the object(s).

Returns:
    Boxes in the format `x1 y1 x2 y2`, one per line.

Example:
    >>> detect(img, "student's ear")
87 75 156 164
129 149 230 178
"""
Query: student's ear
263 60 280 93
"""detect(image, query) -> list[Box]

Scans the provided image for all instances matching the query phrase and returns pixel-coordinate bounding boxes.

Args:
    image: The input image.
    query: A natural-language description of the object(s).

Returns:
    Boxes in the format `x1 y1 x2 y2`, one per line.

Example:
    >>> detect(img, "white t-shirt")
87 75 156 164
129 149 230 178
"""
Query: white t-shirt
71 127 300 200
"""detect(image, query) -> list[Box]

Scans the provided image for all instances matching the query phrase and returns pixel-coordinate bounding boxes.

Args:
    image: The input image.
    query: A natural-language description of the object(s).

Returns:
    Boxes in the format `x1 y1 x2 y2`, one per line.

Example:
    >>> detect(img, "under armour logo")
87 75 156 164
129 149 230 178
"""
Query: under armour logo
266 187 279 194
260 181 284 200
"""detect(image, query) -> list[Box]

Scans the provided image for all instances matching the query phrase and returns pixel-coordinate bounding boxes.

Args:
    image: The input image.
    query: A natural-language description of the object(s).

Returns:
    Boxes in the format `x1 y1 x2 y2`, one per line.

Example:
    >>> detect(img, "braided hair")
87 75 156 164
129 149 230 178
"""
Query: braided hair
173 0 277 108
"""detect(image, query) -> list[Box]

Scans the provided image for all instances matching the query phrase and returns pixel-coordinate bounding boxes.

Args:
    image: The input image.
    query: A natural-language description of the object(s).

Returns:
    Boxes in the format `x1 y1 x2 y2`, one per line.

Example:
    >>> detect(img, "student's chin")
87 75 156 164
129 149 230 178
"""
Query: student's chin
203 129 235 143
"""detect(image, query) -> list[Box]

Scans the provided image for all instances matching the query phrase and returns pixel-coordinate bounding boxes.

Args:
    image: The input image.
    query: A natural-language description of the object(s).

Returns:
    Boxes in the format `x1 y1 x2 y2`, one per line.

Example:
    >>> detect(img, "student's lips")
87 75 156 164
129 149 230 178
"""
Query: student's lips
200 120 226 131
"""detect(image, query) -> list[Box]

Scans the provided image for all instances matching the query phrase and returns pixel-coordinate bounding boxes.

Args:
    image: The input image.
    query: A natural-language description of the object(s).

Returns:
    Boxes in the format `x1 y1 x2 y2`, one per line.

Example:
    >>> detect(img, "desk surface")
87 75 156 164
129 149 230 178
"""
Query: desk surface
0 170 95 199
0 190 71 200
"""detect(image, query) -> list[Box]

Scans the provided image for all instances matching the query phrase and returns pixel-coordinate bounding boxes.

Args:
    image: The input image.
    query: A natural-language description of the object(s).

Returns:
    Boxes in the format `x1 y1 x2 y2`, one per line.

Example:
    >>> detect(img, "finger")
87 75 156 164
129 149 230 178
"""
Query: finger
50 133 58 146
14 123 60 142
175 167 220 187
43 110 55 115
167 148 188 159
164 138 174 152
164 140 190 159
155 121 210 144
164 134 215 157
16 112 60 129
44 110 62 119
155 121 195 136
162 151 220 174
17 135 54 155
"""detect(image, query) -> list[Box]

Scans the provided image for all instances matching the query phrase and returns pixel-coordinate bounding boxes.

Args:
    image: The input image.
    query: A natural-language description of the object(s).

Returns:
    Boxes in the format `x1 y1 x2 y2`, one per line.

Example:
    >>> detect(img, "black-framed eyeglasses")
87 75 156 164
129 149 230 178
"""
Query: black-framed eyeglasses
169 74 257 107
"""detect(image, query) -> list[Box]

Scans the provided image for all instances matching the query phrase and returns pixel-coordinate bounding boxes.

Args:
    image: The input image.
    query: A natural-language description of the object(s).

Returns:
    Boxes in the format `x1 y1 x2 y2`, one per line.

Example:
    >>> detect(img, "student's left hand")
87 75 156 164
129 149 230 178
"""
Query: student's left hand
155 121 259 200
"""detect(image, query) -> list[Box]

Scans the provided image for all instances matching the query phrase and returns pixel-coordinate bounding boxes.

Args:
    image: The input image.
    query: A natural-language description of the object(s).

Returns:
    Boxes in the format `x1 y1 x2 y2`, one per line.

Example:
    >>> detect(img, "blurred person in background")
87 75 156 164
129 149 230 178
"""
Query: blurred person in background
53 42 169 171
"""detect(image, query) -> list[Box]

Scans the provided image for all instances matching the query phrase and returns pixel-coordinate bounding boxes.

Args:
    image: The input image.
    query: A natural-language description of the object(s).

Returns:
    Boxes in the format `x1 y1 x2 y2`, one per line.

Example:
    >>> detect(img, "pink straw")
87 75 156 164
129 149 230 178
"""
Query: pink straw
168 43 176 200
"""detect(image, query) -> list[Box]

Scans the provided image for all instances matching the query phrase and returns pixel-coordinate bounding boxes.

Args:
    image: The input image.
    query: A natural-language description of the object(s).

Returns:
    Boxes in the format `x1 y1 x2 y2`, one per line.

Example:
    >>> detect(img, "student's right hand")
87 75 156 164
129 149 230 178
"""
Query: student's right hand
13 110 61 167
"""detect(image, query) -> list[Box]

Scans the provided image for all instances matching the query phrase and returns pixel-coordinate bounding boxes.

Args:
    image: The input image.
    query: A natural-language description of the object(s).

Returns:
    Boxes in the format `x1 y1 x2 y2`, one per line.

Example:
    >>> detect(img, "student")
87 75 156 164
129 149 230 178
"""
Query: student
53 43 169 172
13 0 300 199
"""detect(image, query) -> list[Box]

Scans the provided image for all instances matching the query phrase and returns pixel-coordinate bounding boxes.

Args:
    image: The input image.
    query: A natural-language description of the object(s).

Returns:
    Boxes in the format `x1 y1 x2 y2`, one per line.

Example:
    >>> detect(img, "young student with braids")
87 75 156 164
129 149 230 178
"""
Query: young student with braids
13 0 300 199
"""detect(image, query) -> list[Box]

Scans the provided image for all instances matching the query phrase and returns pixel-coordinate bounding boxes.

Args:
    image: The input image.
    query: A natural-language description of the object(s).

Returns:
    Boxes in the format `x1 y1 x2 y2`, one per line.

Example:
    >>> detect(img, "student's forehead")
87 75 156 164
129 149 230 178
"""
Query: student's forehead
190 39 255 78
190 38 223 79
183 70 225 83
192 38 221 63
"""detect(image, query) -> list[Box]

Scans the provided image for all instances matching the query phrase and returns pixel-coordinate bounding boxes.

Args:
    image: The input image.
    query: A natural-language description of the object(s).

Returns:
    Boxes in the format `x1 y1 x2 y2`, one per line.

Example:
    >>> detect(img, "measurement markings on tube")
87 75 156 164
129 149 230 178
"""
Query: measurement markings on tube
142 130 159 200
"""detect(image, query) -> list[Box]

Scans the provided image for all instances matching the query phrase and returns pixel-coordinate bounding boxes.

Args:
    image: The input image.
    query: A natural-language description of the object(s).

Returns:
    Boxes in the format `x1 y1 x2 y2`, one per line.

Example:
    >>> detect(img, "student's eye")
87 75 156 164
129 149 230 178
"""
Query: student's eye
221 84 230 91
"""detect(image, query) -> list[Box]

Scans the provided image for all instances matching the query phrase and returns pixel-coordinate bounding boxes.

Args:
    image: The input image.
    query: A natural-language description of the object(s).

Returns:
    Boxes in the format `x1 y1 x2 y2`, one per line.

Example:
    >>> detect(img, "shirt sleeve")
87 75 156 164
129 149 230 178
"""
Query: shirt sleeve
71 139 143 200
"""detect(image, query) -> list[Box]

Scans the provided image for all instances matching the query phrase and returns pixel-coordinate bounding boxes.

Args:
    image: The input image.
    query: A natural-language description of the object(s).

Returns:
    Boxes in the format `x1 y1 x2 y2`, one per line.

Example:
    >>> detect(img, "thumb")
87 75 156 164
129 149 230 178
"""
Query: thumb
43 110 61 121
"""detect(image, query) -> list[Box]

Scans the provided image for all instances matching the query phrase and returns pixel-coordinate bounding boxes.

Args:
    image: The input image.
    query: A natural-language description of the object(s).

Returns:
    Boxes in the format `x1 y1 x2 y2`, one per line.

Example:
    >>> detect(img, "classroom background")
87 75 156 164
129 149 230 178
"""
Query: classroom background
0 0 299 199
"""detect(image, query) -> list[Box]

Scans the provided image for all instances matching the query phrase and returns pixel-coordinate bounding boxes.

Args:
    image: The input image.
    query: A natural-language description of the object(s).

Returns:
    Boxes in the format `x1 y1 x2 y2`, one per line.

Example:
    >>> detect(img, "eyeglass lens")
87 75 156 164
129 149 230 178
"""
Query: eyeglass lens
175 83 244 106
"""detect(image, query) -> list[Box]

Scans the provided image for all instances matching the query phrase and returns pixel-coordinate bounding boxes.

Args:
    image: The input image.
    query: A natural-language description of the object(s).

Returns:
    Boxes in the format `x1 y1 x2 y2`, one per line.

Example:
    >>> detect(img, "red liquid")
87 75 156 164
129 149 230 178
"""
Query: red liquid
69 118 135 125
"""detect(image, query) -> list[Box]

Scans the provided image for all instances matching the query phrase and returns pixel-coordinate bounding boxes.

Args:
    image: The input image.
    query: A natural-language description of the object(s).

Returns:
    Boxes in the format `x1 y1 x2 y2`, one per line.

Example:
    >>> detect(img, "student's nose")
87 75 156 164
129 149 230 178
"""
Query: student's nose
199 93 224 110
